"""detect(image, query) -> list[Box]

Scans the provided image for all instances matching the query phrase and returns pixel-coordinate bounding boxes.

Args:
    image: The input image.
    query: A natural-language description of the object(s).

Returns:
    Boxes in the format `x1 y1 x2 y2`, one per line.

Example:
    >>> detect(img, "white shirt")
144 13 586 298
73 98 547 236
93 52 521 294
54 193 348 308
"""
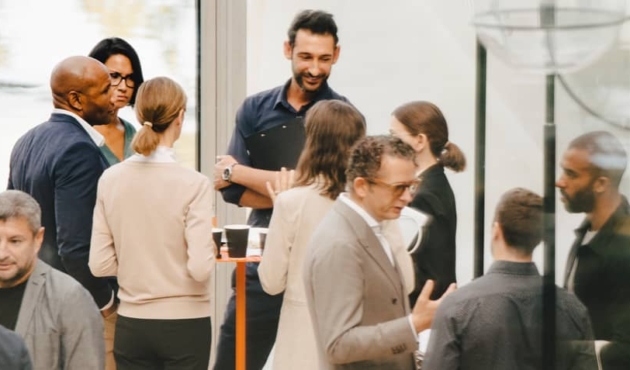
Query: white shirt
127 146 177 163
52 109 105 147
339 193 394 265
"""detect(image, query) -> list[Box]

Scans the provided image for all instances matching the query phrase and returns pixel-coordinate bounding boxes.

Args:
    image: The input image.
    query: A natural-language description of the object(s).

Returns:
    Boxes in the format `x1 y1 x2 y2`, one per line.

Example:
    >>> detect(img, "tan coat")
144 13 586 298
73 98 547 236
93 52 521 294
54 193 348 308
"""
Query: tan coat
260 185 415 370
304 198 418 370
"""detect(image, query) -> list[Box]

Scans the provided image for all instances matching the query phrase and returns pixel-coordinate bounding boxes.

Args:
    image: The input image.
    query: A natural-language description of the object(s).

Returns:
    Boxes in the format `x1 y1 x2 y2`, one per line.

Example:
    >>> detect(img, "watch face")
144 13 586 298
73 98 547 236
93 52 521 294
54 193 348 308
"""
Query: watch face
222 167 230 181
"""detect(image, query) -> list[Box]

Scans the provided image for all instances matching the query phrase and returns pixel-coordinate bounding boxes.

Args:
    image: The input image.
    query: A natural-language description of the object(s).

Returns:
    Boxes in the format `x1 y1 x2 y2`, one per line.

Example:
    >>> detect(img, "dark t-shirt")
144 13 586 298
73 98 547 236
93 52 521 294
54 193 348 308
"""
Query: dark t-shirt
0 279 28 330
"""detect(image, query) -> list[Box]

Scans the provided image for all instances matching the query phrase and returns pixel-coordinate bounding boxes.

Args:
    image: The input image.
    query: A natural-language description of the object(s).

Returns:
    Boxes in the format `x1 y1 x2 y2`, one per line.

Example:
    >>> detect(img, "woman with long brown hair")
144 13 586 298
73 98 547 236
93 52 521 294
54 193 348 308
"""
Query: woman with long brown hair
257 100 366 370
390 101 466 304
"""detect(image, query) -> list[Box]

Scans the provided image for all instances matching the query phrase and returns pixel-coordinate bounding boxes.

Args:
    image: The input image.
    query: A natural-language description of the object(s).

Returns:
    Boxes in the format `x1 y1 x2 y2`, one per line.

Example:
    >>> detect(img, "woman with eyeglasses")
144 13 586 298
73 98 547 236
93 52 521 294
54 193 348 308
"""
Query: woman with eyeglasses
390 101 466 304
89 37 145 165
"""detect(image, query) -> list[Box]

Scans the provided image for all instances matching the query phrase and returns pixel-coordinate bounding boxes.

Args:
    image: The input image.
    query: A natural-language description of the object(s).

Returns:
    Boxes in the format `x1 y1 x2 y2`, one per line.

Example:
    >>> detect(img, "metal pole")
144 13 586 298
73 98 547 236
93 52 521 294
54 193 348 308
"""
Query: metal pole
543 74 557 370
541 3 557 369
474 39 487 279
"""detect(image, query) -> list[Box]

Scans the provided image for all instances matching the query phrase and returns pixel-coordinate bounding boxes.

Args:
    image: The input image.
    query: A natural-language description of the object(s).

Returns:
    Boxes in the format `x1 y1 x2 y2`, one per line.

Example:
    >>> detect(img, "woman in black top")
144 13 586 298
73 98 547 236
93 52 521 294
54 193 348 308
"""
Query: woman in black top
390 101 466 303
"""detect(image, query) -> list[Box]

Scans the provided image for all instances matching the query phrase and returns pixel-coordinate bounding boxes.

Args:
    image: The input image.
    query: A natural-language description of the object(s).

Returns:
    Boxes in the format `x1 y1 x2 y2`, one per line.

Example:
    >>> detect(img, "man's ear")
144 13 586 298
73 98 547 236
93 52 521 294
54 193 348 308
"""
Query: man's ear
33 227 44 255
68 91 82 111
353 177 370 199
491 221 502 243
332 45 340 64
283 41 292 60
593 176 610 194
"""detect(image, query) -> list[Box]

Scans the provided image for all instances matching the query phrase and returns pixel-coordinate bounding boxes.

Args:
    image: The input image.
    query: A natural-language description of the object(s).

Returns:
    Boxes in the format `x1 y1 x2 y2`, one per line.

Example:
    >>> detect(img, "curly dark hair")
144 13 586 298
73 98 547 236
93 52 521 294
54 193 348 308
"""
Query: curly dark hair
346 135 416 191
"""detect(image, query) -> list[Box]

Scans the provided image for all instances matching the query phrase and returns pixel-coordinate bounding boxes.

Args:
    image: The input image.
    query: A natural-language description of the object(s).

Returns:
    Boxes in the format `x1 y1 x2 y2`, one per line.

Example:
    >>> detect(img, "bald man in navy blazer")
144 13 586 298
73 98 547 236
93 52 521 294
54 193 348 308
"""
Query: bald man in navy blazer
7 57 118 369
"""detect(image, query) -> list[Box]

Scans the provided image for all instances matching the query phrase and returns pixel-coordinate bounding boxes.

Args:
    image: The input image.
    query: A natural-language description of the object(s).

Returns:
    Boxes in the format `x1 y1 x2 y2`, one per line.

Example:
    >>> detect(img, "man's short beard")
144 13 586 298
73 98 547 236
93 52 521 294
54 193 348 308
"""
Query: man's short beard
562 186 596 213
294 73 327 94
0 262 33 288
0 259 37 288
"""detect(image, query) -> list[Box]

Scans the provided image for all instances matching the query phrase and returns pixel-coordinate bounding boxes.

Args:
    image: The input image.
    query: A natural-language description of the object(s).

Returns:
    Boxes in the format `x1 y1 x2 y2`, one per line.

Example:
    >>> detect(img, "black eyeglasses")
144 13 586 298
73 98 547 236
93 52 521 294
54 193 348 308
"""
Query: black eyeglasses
110 72 135 88
367 178 421 197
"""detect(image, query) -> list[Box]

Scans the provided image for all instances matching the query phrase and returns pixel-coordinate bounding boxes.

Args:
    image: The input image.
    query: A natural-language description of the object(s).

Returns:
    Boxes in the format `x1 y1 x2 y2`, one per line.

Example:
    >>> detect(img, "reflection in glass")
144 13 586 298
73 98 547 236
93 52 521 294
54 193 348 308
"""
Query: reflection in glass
472 0 628 74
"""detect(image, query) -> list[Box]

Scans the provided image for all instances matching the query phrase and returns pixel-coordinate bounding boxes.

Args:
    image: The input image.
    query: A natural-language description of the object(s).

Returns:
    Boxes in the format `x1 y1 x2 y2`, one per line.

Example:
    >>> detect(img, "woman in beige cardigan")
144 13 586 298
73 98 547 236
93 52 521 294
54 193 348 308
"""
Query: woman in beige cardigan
89 77 215 370
258 100 415 370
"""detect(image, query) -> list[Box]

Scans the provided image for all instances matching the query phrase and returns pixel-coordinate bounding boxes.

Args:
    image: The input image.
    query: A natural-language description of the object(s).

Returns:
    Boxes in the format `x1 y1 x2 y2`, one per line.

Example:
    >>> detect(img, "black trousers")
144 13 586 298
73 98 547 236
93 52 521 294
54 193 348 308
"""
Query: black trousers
213 262 284 370
114 315 211 370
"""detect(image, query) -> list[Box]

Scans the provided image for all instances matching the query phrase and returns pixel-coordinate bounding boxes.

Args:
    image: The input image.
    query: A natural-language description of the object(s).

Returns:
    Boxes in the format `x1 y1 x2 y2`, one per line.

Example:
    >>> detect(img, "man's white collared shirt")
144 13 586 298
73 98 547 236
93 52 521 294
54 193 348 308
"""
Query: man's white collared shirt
339 193 394 265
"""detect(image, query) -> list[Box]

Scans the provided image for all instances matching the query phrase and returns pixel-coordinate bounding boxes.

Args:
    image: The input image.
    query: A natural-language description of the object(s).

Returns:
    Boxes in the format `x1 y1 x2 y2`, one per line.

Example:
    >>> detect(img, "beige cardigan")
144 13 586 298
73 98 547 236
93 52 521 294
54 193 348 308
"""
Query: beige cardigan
89 159 215 320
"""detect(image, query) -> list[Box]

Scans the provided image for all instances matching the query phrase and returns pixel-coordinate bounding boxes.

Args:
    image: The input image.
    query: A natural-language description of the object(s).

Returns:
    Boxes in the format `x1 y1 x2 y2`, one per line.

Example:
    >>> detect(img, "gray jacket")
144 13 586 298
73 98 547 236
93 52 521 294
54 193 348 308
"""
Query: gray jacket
14 260 105 370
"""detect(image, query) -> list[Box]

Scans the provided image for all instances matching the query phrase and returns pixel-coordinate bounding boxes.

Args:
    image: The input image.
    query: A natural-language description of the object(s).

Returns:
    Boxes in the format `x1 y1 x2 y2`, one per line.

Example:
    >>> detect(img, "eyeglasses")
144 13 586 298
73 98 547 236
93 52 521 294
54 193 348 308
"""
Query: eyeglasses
367 178 421 197
110 72 135 88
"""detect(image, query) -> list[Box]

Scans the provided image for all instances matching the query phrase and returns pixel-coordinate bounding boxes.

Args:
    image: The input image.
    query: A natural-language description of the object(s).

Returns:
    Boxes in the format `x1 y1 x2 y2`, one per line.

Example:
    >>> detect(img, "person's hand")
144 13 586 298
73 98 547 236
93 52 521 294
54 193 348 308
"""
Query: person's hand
214 155 237 190
265 167 295 203
101 301 118 318
411 280 456 333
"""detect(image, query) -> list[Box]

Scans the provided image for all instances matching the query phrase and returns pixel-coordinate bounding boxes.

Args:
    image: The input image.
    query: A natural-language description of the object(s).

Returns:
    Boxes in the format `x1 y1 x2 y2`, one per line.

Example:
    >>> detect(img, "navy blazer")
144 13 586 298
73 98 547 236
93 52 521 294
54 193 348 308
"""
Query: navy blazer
8 113 114 307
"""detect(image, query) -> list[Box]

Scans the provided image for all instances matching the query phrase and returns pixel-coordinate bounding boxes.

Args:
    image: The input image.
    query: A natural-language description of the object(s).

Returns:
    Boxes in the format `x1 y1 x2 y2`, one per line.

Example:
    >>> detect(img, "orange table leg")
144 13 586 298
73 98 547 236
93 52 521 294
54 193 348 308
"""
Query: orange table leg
235 261 246 370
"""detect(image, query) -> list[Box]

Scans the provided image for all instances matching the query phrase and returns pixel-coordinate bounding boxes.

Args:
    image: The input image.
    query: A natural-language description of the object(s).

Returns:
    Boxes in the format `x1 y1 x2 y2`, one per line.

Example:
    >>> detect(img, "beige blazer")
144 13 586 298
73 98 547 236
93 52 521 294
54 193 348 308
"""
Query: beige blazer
259 185 414 370
303 198 418 370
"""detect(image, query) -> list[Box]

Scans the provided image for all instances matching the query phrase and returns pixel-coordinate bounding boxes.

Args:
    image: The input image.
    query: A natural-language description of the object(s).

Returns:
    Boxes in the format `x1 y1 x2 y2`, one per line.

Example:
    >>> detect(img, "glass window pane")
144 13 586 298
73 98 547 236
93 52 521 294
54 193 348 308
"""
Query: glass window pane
0 0 198 187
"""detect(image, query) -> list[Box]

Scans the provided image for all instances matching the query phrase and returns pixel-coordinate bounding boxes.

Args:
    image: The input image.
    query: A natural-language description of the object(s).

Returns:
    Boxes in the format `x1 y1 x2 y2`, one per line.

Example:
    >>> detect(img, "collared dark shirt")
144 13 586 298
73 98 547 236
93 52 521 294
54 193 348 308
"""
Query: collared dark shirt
423 261 596 370
220 79 348 227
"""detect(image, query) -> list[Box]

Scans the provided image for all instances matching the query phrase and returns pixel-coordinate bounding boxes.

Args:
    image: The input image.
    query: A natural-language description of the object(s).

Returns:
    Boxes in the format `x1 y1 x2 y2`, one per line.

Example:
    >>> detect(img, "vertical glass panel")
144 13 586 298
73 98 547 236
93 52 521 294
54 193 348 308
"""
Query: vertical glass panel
243 1 630 367
0 0 197 188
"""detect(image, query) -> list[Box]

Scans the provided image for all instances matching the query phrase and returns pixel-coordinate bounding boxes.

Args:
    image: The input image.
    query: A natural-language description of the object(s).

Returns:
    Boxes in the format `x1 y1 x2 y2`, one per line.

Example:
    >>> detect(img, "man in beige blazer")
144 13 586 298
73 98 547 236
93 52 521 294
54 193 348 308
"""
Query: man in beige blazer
303 135 455 370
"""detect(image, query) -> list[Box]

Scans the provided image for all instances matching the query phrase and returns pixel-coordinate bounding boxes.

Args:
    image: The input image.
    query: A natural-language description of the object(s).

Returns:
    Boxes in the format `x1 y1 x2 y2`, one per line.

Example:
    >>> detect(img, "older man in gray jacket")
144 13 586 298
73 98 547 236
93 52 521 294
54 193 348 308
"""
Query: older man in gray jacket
0 190 104 370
